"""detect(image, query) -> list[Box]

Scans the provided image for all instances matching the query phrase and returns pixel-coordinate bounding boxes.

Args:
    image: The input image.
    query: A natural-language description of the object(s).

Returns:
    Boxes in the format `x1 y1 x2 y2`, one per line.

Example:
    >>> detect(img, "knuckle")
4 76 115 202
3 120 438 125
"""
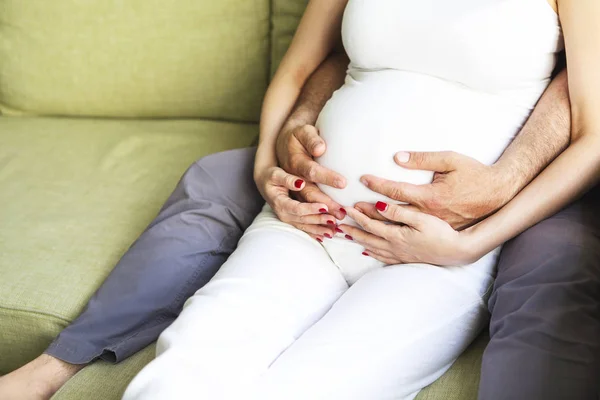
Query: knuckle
307 166 318 181
291 203 302 215
425 196 442 211
389 186 403 200
288 155 301 172
298 161 312 179
268 168 278 180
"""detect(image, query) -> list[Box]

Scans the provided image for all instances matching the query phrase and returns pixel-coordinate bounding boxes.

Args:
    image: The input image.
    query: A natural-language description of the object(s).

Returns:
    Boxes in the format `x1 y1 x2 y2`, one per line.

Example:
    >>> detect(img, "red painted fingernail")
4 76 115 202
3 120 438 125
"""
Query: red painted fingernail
362 251 369 256
340 208 347 215
335 227 344 233
319 208 327 213
316 237 323 243
375 201 388 212
327 220 335 225
294 179 304 189
345 234 353 241
324 233 332 239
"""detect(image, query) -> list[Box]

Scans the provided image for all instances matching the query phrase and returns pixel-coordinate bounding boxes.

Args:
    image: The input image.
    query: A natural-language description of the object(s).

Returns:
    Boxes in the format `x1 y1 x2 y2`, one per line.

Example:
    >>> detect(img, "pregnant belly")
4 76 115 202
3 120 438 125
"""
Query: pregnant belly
315 69 528 208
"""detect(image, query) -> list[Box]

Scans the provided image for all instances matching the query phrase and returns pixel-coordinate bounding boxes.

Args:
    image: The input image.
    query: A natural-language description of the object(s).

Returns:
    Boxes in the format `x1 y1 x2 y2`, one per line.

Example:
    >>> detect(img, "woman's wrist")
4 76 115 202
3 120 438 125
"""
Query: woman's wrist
458 224 490 264
254 143 278 176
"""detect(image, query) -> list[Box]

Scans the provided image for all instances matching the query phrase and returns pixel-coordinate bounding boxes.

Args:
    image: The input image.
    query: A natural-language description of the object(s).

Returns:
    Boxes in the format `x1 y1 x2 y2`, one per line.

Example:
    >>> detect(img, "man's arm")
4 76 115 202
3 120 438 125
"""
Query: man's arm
493 69 571 201
276 51 350 220
359 67 571 229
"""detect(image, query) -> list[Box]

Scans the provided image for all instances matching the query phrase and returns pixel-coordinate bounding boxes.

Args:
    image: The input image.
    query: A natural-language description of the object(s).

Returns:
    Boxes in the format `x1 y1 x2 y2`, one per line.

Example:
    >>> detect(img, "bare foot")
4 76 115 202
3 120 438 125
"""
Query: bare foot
0 354 85 400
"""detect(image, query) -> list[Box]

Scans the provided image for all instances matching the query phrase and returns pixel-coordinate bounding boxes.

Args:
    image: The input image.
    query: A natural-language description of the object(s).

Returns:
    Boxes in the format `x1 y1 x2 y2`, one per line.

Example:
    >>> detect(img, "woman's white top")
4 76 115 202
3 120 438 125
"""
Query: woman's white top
316 0 564 206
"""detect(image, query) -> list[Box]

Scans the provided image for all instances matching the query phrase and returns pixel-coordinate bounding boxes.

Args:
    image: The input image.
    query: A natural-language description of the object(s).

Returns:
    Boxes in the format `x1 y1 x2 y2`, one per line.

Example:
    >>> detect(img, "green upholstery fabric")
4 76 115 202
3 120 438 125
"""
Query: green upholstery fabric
270 0 309 78
0 116 257 374
0 0 269 121
416 333 488 400
49 337 487 400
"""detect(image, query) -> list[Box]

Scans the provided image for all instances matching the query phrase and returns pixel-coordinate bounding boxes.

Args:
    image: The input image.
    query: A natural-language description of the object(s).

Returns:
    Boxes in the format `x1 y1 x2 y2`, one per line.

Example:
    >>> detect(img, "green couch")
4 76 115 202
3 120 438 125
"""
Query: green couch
0 1 488 398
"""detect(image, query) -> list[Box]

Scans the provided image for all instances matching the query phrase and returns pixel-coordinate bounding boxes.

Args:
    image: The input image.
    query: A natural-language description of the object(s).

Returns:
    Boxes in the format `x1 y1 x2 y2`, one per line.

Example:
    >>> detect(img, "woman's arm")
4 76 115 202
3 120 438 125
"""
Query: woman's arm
252 0 348 241
254 0 348 174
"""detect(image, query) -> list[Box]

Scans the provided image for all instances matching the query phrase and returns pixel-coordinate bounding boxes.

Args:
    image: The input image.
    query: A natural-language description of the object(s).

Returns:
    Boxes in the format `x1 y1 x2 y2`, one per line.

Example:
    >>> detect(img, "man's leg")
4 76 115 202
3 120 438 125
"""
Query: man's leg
0 147 264 399
479 187 600 400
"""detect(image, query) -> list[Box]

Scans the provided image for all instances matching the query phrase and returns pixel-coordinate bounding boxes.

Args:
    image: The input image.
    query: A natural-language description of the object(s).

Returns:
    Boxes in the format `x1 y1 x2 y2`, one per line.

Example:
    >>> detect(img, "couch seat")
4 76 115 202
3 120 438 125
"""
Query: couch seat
0 116 256 374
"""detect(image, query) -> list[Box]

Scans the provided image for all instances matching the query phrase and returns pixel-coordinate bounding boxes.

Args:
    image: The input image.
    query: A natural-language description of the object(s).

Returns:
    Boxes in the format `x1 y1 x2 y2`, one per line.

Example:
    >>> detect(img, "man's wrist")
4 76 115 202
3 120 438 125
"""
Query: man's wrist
281 109 315 135
490 159 528 207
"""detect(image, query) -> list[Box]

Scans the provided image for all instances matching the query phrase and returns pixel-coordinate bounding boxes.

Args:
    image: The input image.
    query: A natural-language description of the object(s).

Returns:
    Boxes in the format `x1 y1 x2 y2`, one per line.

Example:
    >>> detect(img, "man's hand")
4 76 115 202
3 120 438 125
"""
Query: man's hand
276 124 347 220
358 151 520 229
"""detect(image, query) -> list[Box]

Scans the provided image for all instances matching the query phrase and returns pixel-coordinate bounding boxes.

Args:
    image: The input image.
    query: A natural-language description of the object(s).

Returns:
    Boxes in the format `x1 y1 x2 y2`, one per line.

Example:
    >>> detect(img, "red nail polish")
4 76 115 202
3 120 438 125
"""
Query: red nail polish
335 227 344 233
324 233 332 239
316 237 323 243
327 220 335 225
362 251 369 256
375 201 388 212
340 207 347 215
345 234 353 241
319 208 327 214
294 179 304 189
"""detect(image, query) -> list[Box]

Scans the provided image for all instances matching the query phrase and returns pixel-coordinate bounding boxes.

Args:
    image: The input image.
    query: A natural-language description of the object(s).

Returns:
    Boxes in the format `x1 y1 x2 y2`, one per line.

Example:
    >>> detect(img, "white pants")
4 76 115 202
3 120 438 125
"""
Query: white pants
123 206 499 400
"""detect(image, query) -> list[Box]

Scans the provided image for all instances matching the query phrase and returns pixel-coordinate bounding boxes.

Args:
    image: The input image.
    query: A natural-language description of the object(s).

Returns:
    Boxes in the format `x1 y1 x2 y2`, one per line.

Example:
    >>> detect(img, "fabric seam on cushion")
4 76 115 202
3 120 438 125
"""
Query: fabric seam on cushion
0 304 71 324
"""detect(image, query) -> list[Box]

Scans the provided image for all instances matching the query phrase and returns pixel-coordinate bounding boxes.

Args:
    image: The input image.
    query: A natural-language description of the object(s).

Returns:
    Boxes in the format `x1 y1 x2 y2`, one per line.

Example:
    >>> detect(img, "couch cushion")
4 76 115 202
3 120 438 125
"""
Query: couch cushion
270 0 309 78
0 0 269 121
50 336 487 400
0 116 257 373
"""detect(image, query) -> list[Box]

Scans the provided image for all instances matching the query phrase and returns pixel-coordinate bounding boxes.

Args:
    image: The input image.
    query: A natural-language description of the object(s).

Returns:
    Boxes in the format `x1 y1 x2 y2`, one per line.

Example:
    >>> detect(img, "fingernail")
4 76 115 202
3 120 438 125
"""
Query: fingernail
396 152 410 163
345 234 353 241
294 179 304 189
335 227 344 233
360 177 369 187
324 233 332 239
319 208 327 213
334 179 345 188
375 201 388 212
316 237 323 243
340 207 347 215
362 251 369 256
327 220 335 225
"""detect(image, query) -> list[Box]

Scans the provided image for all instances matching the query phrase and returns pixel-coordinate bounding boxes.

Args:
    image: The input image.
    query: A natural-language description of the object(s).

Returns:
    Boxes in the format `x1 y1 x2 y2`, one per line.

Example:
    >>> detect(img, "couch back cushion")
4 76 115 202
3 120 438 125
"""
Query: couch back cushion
0 0 269 121
270 0 309 78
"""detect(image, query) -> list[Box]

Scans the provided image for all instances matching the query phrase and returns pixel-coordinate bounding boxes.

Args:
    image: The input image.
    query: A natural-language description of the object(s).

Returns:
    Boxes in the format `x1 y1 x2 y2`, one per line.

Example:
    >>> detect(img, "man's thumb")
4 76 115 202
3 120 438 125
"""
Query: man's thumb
295 125 326 157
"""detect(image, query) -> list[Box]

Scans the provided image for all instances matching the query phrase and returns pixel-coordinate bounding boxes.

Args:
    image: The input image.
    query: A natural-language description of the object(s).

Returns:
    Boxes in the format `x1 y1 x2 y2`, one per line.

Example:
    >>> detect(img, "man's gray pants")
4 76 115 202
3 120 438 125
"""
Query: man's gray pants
45 147 600 399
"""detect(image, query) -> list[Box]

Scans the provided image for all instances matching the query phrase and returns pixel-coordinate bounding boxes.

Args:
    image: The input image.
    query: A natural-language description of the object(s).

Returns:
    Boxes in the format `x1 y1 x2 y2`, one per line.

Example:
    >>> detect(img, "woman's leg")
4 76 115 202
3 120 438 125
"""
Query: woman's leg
122 207 349 400
0 148 264 400
256 250 499 400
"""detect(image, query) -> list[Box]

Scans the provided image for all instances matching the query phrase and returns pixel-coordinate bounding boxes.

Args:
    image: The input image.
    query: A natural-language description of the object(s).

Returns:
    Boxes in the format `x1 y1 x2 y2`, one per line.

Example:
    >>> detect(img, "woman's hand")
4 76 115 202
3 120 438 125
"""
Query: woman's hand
340 202 478 266
254 165 337 241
